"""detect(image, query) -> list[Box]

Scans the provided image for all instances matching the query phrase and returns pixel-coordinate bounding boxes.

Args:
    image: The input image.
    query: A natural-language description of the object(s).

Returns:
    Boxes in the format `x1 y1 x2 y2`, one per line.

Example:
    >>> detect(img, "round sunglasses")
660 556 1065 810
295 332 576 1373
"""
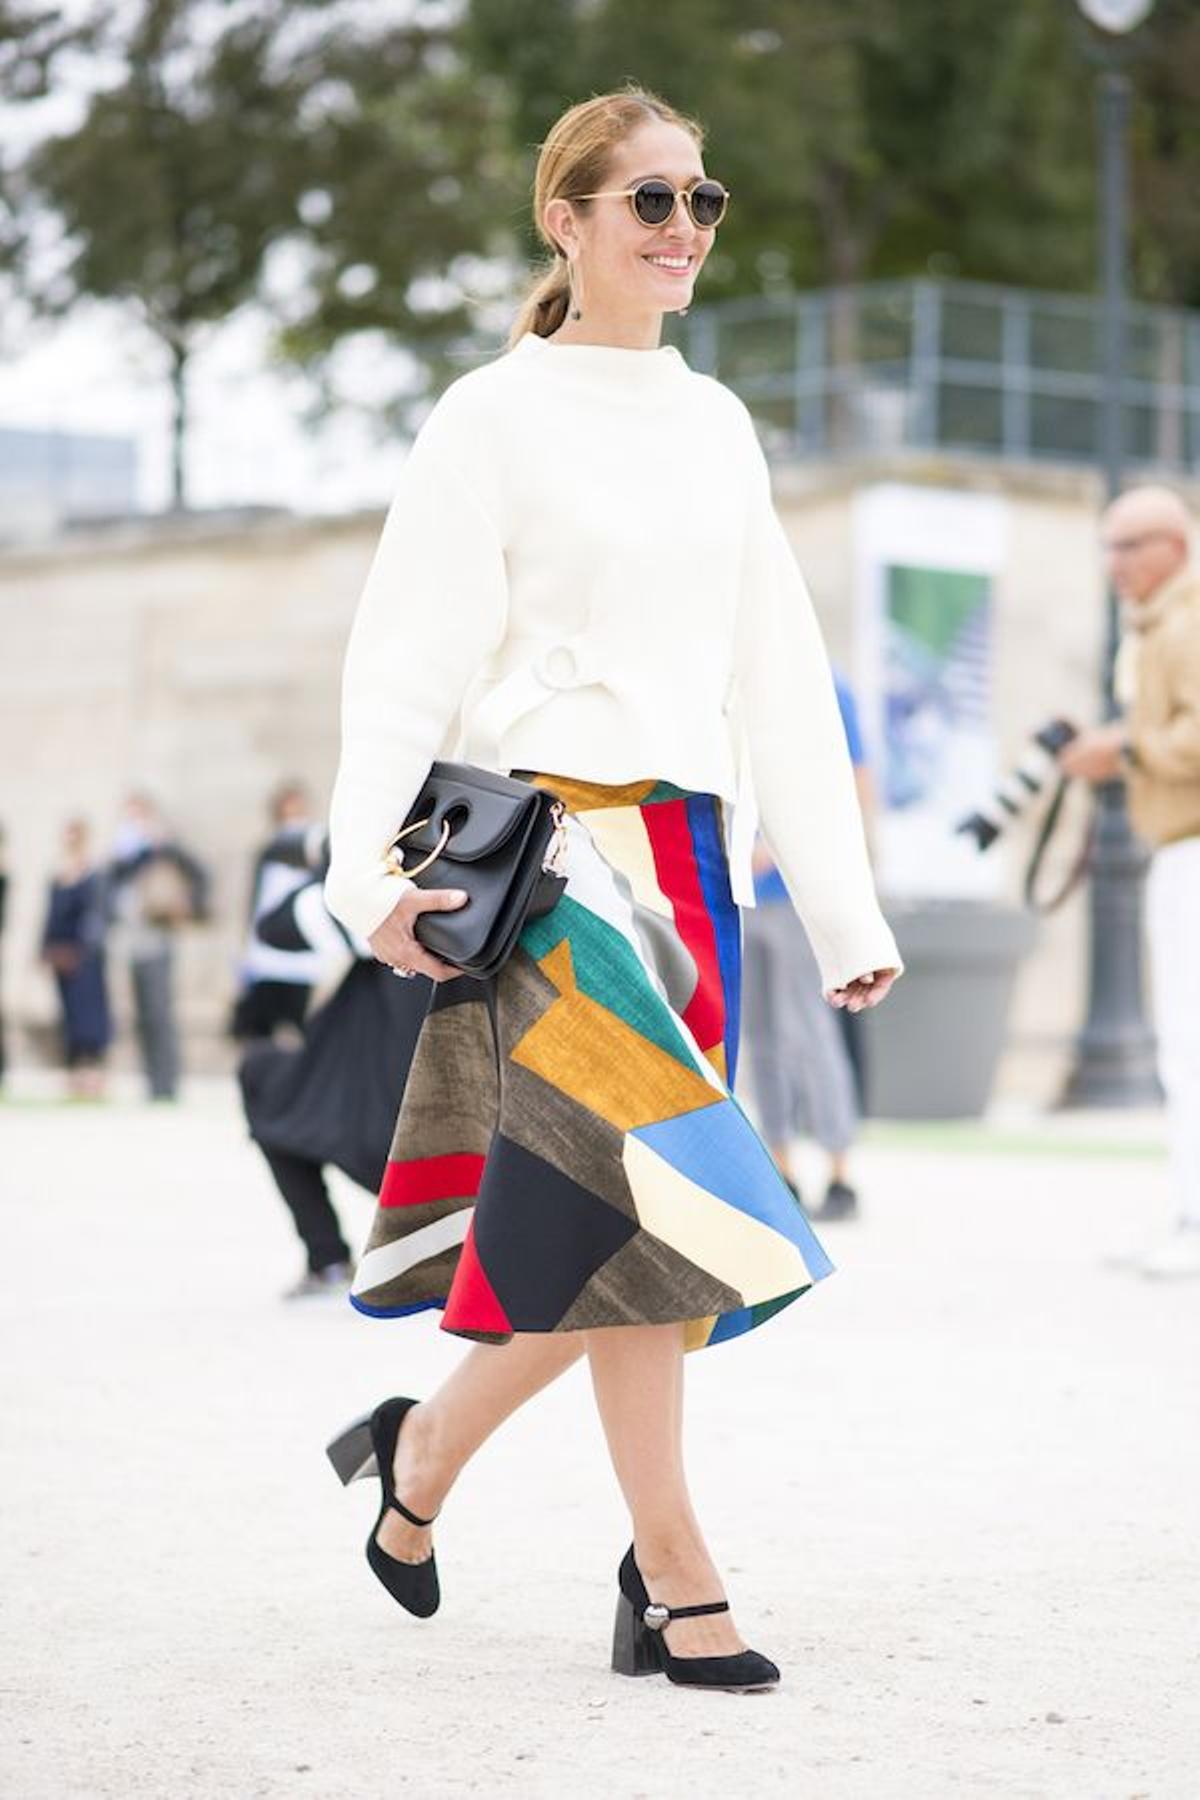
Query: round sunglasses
572 178 730 231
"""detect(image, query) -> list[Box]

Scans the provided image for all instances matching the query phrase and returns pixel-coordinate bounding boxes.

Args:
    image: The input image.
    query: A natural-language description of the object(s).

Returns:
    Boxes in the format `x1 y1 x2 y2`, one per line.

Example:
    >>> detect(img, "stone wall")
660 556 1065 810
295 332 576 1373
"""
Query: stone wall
0 510 371 1068
2 457 1184 1101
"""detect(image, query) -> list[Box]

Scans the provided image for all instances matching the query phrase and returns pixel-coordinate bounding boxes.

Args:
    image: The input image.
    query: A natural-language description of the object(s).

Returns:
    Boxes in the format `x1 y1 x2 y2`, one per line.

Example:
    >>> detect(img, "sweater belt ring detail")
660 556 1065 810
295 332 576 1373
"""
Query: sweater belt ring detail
535 641 594 691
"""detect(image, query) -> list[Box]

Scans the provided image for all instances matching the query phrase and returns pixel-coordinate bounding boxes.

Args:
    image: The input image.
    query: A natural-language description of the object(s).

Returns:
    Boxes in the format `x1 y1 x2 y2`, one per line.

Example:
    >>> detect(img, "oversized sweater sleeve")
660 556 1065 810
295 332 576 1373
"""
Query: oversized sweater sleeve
324 411 508 941
733 433 901 992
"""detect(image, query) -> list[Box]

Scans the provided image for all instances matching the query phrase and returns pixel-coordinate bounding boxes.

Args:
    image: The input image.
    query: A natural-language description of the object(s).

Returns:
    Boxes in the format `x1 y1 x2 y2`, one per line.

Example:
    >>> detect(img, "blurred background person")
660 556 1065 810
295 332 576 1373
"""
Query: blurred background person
229 779 323 1044
237 839 429 1299
739 670 875 1221
1059 485 1200 1279
39 817 112 1100
107 791 209 1102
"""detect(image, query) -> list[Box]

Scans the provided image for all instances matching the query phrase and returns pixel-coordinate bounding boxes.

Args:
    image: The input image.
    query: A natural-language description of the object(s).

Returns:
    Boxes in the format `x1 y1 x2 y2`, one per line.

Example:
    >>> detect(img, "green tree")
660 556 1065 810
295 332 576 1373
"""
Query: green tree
461 0 1199 308
23 0 312 507
271 16 518 412
0 3 95 296
1131 0 1200 308
0 0 88 100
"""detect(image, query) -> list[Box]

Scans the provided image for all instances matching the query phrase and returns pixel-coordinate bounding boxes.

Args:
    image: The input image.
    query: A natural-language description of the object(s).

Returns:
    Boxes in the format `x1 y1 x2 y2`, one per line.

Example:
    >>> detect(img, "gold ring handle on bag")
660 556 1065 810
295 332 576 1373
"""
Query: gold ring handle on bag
387 815 452 881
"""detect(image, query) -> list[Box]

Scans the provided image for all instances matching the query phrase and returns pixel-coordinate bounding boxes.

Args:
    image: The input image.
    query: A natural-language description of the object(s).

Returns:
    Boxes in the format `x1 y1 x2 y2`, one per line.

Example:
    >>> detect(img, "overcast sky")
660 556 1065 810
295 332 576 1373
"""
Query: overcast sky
1 294 421 514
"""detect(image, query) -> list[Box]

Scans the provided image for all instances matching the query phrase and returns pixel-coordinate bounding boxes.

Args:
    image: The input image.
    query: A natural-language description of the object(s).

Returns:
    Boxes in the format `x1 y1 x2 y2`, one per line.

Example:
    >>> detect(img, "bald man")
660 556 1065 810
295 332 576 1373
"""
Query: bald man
1060 484 1200 1277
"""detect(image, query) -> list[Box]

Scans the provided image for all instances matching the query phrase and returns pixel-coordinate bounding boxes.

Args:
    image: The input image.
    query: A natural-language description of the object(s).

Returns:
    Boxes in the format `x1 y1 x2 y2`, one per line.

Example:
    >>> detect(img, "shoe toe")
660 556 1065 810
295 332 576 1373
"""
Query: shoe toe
405 1563 441 1620
365 1539 441 1618
741 1651 781 1688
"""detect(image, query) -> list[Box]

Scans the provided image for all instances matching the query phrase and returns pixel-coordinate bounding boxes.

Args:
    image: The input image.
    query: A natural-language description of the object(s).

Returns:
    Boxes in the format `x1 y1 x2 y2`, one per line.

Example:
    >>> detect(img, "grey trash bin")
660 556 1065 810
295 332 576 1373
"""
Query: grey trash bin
862 899 1036 1119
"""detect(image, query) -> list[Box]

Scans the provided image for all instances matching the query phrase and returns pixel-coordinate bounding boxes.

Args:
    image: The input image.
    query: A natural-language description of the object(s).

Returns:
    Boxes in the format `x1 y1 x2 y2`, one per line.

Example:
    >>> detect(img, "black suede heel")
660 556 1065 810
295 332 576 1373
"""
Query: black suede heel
611 1547 779 1691
326 1396 440 1619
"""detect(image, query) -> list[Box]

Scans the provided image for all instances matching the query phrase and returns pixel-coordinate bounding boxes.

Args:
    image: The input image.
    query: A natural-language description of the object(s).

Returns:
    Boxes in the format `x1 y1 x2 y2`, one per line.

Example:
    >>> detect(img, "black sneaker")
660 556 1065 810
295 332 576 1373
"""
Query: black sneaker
810 1180 859 1222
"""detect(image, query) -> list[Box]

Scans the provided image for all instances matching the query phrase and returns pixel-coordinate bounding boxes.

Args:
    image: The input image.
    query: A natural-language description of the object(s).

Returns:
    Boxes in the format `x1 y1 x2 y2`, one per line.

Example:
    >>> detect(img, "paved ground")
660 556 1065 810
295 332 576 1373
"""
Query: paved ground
2 1078 1198 1799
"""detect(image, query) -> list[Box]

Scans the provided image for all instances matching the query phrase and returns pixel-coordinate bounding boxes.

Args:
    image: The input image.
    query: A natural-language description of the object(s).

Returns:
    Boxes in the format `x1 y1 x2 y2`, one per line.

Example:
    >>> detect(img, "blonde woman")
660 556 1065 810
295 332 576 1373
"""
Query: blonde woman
323 86 900 1693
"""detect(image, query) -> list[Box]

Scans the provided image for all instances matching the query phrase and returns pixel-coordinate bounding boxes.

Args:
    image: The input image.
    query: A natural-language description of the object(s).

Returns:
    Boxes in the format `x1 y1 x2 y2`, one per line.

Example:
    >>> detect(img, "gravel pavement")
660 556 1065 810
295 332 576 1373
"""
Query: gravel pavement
2 1081 1198 1800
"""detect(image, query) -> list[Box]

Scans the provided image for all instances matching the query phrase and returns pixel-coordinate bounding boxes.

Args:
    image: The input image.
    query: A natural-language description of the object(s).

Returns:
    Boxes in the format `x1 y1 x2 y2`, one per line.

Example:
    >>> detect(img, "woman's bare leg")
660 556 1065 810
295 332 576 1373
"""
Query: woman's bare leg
376 1332 584 1560
585 1323 746 1658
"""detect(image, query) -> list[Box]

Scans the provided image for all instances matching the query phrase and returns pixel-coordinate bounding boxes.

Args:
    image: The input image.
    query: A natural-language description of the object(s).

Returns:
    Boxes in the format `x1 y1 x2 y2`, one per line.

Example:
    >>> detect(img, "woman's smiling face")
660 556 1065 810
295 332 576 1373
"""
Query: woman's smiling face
548 119 719 325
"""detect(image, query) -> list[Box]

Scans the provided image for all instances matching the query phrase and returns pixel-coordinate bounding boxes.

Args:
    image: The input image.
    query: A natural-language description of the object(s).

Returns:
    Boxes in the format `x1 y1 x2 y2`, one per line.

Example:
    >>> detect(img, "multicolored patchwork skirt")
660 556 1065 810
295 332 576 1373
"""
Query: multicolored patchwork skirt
350 775 834 1351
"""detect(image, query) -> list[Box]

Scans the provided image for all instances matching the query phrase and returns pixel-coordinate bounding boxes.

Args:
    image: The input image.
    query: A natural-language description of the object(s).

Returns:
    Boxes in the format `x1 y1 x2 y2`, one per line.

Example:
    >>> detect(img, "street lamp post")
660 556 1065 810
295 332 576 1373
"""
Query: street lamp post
1062 0 1161 1107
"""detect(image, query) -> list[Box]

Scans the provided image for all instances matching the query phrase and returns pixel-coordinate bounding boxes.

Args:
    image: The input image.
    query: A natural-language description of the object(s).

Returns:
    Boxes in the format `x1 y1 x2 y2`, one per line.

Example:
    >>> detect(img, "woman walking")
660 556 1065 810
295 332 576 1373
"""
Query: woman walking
323 86 900 1692
40 818 112 1099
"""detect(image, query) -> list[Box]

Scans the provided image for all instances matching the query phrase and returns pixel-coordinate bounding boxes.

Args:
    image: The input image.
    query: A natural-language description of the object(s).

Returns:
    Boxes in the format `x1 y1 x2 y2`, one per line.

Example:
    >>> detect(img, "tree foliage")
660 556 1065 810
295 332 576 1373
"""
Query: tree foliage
273 21 515 373
0 0 89 100
0 3 98 288
21 0 313 505
12 1 519 491
462 0 1200 309
1132 0 1200 305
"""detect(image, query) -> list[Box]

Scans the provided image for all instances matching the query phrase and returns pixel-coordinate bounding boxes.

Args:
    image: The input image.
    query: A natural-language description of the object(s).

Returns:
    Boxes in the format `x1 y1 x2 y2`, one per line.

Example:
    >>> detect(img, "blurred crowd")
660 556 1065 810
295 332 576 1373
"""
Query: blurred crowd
27 791 211 1102
0 782 321 1104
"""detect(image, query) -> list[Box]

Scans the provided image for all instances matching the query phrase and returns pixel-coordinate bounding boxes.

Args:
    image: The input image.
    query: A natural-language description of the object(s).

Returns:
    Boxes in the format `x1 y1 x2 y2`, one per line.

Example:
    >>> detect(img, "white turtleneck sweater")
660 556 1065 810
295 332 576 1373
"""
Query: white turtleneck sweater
325 331 900 991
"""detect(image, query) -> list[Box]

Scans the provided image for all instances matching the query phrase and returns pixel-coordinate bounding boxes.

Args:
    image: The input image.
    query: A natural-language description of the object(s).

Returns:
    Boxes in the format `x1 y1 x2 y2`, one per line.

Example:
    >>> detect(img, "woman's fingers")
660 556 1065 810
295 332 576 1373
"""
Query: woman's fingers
402 946 461 983
411 886 469 914
376 932 459 982
405 886 468 979
368 885 468 983
825 967 899 1011
865 969 898 1006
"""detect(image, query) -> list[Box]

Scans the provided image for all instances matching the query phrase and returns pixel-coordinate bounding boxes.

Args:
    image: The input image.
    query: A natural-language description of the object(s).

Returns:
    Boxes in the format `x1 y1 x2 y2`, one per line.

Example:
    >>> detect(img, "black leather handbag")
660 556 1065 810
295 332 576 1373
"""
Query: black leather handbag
386 763 567 979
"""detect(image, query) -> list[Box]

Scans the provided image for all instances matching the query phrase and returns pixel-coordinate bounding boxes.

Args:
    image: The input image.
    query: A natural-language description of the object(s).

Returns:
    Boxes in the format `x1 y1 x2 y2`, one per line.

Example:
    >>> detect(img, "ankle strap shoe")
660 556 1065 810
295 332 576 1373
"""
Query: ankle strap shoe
612 1546 780 1691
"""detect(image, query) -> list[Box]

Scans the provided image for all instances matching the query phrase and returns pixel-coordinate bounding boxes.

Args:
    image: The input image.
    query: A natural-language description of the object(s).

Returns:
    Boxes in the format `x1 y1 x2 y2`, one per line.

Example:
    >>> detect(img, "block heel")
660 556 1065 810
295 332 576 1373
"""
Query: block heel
611 1589 664 1677
325 1415 379 1486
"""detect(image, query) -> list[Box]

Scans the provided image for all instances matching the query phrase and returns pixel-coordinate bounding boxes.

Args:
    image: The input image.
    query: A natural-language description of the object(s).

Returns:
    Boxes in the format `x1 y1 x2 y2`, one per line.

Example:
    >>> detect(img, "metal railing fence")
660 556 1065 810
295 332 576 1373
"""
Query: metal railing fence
677 278 1200 474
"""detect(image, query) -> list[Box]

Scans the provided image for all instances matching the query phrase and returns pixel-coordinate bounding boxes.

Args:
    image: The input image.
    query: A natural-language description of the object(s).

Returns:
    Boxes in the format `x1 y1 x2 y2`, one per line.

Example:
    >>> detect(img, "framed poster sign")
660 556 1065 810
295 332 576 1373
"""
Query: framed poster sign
852 484 1009 898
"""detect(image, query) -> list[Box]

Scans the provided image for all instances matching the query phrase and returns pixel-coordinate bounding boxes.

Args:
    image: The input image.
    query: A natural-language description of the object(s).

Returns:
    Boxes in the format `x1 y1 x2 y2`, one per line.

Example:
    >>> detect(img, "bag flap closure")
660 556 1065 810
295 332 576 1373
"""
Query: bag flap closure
396 770 536 865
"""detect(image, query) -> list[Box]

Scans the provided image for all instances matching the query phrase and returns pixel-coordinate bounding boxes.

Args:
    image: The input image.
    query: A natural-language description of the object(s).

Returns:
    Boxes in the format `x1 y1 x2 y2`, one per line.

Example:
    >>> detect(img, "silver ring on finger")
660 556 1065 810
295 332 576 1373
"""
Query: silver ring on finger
390 964 417 980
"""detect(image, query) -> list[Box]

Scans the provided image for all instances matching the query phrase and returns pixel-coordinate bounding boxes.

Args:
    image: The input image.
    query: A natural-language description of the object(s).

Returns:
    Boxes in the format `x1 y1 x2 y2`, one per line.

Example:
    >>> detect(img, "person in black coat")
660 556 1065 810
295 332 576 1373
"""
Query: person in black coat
237 829 429 1299
40 818 112 1099
230 779 323 1043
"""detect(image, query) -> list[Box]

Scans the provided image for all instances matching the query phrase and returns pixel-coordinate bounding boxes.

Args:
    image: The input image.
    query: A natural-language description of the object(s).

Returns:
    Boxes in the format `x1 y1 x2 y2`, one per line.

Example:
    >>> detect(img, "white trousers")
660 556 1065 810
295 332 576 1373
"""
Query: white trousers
1146 836 1200 1226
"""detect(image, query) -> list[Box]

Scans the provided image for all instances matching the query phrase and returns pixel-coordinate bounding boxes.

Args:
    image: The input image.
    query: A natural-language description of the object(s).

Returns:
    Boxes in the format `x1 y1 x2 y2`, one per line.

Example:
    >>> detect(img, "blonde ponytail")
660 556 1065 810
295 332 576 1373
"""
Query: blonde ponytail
507 85 704 349
510 256 573 346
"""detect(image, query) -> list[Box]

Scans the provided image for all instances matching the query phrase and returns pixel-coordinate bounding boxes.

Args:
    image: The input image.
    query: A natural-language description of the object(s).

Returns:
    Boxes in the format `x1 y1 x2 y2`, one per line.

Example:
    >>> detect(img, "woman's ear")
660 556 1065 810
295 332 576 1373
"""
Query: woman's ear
543 197 577 258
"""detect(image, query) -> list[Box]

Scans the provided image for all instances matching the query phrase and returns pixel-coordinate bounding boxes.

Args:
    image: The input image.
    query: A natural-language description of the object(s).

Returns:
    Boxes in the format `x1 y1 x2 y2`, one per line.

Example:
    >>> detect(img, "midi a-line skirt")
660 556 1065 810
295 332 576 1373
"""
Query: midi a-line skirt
350 774 834 1351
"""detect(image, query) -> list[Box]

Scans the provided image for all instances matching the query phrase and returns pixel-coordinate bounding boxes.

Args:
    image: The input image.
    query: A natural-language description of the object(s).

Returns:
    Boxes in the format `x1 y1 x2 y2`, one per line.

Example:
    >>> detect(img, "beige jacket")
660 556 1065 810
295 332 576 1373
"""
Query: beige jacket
1119 569 1200 846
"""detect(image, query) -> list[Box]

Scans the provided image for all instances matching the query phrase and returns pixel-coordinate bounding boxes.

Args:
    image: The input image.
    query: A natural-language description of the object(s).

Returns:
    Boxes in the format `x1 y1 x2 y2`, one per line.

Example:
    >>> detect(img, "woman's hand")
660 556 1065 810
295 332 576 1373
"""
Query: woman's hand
825 967 899 1013
368 886 469 984
1057 723 1126 784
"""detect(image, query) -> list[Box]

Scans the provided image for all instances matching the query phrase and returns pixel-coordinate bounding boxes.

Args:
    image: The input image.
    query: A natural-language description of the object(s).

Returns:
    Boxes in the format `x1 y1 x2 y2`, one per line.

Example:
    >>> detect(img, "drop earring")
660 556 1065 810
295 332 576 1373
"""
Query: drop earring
568 257 583 321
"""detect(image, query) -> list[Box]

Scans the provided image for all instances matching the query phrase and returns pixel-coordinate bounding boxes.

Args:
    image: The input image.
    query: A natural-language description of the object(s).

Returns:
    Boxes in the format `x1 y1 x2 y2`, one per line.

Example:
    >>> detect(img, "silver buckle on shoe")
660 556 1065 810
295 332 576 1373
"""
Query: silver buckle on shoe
643 1602 670 1632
